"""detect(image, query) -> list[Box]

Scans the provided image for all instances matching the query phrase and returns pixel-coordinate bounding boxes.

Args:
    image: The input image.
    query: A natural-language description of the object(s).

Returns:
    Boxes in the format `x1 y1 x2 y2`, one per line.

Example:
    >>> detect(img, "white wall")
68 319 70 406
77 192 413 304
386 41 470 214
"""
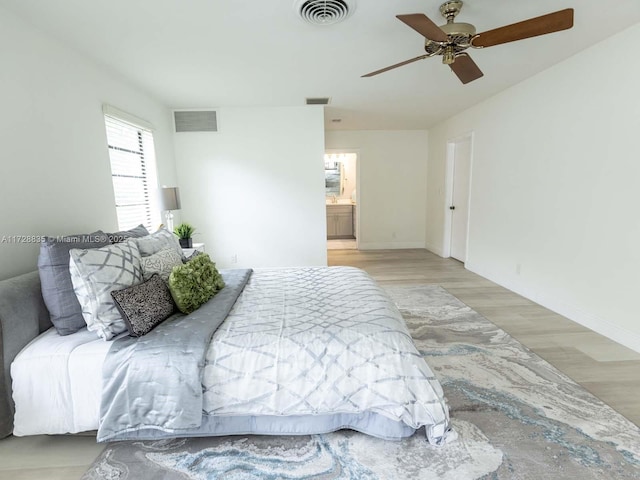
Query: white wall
325 130 428 249
426 24 640 352
0 7 178 280
173 106 327 269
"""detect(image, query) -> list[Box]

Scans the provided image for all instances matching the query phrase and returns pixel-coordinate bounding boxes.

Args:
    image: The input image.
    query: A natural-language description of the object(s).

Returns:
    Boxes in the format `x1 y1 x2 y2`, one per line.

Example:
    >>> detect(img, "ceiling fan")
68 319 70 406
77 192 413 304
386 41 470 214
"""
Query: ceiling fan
362 1 574 84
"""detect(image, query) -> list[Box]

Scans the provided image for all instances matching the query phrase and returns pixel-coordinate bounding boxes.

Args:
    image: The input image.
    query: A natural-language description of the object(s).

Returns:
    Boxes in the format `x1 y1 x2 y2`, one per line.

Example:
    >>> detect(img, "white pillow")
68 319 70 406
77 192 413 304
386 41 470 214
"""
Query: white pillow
135 228 183 258
69 239 143 340
140 247 184 282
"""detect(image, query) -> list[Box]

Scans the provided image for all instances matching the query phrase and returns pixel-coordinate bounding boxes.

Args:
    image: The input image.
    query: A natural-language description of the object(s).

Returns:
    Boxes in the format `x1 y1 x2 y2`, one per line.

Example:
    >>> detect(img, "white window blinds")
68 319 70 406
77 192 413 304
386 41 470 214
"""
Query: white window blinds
104 112 159 232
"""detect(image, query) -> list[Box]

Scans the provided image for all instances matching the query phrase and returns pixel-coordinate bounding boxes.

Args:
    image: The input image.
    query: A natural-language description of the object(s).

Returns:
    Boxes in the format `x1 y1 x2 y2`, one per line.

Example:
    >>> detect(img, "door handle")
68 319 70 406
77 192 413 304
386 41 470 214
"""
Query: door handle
450 206 455 210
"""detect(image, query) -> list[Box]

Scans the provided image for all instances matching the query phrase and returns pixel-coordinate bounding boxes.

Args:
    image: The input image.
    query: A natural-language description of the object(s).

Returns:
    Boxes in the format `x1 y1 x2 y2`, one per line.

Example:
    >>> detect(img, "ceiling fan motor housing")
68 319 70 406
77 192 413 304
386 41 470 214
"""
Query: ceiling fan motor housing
424 1 476 61
424 23 476 56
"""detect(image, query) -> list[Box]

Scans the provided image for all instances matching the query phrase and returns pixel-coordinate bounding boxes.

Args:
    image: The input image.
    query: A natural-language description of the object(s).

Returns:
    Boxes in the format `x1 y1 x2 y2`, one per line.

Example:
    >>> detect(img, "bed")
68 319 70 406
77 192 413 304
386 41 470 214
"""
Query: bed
1 265 454 446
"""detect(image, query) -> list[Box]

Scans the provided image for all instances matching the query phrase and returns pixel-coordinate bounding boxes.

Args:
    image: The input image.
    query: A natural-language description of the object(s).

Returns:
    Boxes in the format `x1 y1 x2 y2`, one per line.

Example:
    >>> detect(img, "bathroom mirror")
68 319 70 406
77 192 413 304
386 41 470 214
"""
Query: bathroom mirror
325 161 342 195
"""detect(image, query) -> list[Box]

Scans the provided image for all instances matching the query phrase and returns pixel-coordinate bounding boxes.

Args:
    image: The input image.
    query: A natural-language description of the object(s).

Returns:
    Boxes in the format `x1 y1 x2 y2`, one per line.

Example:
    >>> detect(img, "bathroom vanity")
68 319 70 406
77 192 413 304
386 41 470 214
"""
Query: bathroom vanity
326 203 355 239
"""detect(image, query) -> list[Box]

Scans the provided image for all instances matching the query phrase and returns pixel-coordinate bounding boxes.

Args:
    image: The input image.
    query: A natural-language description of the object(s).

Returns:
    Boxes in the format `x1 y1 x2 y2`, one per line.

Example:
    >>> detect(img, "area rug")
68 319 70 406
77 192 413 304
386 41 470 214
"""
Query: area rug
82 285 640 479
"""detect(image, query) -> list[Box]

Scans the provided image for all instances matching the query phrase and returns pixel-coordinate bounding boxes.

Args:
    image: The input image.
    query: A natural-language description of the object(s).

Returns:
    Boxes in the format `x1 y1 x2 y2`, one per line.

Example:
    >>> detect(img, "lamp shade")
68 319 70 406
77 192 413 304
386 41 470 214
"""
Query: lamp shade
159 187 181 211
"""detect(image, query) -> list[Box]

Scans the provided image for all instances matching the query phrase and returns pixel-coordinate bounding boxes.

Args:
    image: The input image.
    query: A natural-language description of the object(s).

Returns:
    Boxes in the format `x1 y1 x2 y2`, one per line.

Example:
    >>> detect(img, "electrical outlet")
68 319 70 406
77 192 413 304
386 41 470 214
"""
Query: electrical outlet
515 263 521 275
231 254 238 264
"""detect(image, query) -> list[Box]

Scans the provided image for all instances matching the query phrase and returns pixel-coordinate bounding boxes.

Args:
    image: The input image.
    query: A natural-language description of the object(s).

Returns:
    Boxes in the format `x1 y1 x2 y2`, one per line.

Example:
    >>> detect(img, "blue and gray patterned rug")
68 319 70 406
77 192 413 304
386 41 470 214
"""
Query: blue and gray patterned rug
83 285 640 479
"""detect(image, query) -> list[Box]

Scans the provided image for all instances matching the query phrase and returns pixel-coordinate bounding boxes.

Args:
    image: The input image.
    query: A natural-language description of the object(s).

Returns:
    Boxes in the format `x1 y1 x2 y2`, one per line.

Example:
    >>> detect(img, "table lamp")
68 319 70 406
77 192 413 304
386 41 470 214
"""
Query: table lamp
159 187 181 232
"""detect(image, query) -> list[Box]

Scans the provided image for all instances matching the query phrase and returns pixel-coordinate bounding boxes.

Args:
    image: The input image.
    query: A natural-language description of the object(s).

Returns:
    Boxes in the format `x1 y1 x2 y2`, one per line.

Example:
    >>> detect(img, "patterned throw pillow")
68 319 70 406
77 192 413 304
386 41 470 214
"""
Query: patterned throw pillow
140 247 184 282
168 253 225 314
37 231 111 335
69 239 143 340
111 274 176 337
135 228 183 258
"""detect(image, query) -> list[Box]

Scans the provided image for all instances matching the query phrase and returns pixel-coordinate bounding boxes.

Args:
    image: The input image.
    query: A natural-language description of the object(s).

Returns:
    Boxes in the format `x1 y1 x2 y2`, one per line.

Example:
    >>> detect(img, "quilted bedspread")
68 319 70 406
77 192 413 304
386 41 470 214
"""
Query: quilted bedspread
99 267 453 445
202 267 452 444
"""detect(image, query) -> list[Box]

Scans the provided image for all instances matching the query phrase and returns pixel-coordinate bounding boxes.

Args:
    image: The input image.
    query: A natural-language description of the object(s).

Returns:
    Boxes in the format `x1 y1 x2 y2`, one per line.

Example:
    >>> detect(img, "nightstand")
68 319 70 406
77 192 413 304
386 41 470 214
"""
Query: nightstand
182 242 205 258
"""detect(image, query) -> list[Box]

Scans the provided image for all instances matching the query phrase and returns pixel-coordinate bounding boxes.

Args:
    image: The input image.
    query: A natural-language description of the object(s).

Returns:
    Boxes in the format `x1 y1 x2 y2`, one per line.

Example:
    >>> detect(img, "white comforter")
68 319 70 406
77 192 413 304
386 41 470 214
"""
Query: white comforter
11 328 114 435
201 267 451 442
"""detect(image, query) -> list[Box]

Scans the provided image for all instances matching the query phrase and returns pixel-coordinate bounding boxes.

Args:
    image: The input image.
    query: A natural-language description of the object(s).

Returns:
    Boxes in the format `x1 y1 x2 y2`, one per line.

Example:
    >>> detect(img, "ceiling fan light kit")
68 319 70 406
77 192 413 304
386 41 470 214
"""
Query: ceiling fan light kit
362 1 574 84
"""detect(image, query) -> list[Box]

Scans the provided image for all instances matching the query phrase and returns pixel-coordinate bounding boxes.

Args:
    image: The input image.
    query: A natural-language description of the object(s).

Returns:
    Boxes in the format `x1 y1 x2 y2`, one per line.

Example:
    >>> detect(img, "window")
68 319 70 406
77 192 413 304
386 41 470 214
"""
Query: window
104 107 159 232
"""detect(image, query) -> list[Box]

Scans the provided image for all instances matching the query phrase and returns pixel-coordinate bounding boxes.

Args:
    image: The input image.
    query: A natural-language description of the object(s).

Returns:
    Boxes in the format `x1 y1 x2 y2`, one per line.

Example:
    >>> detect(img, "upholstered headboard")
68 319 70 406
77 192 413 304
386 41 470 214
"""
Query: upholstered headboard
0 271 52 438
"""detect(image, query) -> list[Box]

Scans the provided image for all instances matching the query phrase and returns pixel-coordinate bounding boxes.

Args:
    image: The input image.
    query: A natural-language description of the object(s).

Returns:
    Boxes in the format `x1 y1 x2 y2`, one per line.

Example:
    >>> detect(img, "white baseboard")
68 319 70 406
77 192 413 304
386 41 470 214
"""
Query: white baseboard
465 261 640 354
358 241 426 250
425 242 445 258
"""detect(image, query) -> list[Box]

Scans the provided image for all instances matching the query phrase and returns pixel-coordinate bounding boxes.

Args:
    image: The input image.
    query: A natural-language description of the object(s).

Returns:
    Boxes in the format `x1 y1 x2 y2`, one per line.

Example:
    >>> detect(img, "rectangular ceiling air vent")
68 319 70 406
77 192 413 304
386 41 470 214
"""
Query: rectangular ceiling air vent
174 110 218 132
305 97 331 105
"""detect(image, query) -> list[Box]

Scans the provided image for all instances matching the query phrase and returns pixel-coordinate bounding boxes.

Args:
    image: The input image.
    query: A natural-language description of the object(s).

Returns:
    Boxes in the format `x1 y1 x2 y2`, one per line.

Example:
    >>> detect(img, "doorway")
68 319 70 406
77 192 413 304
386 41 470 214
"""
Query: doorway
444 133 473 262
324 151 359 250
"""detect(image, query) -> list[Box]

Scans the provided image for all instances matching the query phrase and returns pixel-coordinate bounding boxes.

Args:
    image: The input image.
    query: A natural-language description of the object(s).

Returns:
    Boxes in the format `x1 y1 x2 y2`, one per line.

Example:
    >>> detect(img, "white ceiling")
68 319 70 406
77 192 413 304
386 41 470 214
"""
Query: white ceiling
4 0 640 131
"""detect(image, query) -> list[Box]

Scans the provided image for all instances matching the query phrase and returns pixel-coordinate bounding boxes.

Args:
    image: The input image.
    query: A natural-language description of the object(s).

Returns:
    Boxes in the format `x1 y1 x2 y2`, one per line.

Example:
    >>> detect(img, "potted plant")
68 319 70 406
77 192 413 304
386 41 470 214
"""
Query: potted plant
174 223 195 248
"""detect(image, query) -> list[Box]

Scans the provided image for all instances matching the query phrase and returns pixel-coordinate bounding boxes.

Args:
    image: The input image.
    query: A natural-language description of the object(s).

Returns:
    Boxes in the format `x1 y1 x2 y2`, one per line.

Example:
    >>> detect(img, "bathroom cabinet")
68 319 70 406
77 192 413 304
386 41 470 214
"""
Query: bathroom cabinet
326 204 354 239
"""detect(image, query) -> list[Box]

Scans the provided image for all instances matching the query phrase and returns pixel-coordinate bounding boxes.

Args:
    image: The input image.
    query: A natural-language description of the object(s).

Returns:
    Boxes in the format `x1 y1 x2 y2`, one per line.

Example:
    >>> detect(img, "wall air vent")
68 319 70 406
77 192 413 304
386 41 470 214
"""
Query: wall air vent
174 111 218 132
294 0 355 26
306 97 331 105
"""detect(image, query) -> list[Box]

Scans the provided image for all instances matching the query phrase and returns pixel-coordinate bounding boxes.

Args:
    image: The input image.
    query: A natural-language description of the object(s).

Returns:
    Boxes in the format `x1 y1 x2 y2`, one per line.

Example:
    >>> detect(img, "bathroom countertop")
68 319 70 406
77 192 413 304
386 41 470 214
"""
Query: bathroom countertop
325 200 355 206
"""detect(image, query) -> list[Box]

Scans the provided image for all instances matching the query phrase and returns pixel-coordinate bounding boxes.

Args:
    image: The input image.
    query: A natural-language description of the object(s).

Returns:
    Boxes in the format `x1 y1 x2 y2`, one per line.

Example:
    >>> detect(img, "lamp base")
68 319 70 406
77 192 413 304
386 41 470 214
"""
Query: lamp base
165 211 174 233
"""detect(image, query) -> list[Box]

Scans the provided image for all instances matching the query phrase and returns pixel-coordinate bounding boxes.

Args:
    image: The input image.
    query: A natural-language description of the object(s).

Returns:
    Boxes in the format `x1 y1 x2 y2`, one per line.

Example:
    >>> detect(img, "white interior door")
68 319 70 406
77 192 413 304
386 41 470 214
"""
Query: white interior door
449 136 472 262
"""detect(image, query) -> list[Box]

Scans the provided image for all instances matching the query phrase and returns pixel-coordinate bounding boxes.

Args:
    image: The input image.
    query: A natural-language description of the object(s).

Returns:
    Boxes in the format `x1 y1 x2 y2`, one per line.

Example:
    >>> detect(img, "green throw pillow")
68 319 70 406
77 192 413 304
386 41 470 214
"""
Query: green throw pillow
168 253 225 314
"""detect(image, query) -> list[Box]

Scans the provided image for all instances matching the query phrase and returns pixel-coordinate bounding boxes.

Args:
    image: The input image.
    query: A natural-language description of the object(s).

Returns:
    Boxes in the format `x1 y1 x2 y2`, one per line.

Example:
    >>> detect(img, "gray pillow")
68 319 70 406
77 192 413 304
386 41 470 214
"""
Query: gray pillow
107 224 149 244
37 231 110 336
136 228 183 258
183 250 203 263
111 274 176 337
69 239 143 340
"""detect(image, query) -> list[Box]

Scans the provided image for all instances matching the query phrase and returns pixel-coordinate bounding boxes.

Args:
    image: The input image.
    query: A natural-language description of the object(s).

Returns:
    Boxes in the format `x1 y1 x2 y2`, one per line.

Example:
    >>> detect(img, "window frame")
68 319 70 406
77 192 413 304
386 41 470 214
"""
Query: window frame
103 105 160 232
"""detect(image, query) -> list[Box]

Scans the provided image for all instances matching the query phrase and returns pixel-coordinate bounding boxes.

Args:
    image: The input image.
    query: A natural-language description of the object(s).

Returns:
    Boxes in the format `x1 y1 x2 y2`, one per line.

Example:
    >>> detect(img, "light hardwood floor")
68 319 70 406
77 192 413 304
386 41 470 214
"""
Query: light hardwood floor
329 249 640 426
1 248 638 479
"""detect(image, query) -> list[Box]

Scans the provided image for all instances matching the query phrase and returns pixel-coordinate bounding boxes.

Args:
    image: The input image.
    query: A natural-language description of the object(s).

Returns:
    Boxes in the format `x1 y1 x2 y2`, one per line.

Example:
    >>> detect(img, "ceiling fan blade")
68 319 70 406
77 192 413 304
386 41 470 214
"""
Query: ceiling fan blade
362 54 430 78
472 8 574 48
396 14 449 43
449 53 484 84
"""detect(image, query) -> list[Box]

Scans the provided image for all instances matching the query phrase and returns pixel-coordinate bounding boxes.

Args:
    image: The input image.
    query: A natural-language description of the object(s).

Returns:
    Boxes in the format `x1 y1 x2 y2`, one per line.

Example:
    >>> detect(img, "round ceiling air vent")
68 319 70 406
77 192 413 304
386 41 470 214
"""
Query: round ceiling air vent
294 0 356 26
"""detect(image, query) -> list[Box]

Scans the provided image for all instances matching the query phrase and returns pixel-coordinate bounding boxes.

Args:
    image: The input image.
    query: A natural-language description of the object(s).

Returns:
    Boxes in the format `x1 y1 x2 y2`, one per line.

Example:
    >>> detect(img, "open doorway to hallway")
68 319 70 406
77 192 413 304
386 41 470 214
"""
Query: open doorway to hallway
324 151 358 250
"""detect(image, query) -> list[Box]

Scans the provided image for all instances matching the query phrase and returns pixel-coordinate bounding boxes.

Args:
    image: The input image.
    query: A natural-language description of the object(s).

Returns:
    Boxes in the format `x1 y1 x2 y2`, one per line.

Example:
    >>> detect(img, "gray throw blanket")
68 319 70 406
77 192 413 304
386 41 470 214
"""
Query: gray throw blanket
97 269 252 442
